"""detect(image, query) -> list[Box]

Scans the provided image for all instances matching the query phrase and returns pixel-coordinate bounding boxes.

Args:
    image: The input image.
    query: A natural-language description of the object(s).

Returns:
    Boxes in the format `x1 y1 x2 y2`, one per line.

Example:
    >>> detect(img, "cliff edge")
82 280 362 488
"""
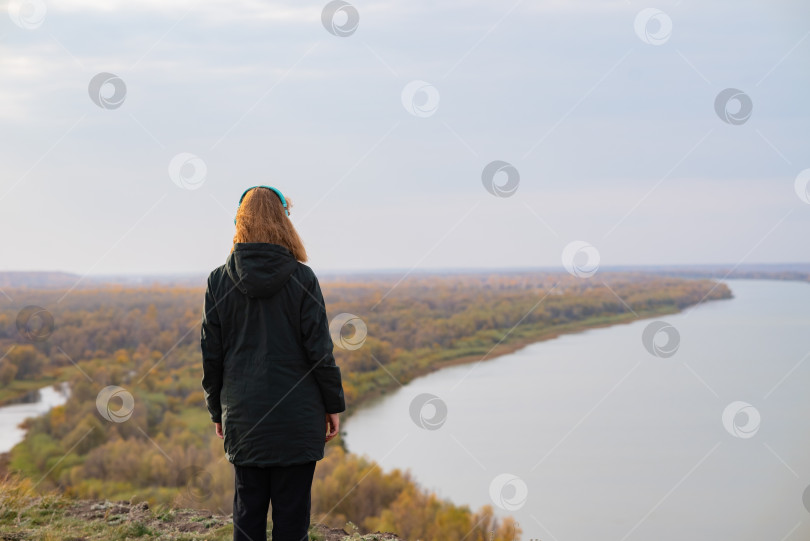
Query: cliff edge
0 475 403 541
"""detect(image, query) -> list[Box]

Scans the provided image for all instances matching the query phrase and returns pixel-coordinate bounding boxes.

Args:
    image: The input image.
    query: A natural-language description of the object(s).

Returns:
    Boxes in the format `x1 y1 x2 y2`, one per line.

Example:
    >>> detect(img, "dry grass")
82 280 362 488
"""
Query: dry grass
0 473 403 541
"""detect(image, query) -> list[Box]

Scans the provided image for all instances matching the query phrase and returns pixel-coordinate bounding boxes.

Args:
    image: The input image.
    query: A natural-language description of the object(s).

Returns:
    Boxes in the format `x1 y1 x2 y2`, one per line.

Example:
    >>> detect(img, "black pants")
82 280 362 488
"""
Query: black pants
232 460 317 541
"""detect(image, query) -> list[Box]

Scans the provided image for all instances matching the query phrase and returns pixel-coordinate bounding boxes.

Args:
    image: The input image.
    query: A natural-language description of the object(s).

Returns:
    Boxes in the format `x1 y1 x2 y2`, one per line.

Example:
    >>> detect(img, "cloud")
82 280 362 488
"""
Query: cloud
50 0 319 23
0 0 808 272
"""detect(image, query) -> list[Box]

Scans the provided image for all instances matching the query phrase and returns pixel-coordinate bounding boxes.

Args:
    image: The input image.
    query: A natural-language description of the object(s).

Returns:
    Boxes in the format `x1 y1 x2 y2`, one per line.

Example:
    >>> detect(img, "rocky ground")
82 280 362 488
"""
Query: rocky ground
0 493 404 541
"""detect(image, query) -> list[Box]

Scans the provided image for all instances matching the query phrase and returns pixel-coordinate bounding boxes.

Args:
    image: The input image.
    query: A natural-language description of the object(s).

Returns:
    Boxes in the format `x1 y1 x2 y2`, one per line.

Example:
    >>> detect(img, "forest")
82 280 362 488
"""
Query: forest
0 271 731 540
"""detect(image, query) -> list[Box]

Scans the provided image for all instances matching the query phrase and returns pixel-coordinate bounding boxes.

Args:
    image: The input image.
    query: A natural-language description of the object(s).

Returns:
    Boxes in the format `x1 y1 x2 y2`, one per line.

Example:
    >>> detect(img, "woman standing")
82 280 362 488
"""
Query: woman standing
201 186 346 541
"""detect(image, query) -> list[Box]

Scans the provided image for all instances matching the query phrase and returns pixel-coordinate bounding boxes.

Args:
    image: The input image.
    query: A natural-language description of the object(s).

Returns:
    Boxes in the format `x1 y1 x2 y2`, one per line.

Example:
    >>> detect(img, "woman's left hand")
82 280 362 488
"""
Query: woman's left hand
215 422 224 439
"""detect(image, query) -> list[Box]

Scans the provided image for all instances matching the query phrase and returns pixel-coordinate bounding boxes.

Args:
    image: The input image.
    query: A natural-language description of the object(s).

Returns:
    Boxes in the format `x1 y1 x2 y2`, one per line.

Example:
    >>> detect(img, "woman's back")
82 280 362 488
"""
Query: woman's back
200 186 345 540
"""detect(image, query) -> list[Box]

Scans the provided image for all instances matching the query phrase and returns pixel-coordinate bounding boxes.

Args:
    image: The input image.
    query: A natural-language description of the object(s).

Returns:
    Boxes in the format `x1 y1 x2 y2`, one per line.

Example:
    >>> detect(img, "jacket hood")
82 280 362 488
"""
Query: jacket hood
225 243 298 298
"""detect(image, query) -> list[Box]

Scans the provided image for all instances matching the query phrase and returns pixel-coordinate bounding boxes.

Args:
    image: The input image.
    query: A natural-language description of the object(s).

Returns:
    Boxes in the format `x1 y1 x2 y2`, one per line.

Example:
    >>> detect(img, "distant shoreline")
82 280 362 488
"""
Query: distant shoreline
0 279 740 412
1 265 809 289
340 294 734 423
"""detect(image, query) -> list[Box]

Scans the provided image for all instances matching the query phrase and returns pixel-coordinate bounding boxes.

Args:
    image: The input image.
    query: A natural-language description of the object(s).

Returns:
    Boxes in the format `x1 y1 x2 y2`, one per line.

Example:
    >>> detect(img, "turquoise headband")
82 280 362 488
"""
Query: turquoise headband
234 186 289 224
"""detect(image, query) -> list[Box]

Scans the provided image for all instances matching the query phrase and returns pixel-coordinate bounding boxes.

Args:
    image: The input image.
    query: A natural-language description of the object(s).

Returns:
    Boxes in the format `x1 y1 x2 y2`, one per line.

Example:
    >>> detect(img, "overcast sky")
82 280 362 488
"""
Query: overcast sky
1 0 809 275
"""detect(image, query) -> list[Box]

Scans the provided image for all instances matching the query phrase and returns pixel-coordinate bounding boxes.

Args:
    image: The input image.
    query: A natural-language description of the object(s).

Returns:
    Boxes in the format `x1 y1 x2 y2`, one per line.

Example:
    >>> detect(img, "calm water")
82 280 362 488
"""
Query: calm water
344 280 810 541
0 382 71 453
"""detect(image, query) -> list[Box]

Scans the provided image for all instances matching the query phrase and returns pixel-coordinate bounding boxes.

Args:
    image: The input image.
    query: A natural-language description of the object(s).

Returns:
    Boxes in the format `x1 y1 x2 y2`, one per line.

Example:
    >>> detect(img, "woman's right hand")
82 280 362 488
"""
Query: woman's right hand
326 413 340 442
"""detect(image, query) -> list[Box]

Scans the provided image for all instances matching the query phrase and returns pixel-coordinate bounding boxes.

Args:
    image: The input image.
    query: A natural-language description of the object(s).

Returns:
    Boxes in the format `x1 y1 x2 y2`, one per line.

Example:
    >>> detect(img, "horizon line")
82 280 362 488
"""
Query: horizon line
2 261 810 277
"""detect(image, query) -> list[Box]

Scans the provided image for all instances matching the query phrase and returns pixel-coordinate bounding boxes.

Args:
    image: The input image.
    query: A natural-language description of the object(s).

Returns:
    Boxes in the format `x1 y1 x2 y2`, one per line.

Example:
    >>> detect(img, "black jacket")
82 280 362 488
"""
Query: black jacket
201 242 346 467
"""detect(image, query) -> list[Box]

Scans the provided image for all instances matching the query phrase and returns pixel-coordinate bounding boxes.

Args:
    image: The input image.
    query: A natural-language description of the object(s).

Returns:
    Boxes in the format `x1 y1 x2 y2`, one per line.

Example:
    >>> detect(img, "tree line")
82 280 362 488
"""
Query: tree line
0 272 731 540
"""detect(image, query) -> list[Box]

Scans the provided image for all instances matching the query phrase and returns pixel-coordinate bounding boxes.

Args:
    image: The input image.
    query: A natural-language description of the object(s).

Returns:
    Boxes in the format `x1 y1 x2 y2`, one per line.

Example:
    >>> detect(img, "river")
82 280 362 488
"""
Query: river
343 279 810 541
0 382 71 454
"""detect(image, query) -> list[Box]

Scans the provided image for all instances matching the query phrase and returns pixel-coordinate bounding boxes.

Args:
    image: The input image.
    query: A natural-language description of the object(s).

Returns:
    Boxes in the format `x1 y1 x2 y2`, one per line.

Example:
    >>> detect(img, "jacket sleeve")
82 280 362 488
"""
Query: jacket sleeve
201 274 224 423
300 271 346 414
